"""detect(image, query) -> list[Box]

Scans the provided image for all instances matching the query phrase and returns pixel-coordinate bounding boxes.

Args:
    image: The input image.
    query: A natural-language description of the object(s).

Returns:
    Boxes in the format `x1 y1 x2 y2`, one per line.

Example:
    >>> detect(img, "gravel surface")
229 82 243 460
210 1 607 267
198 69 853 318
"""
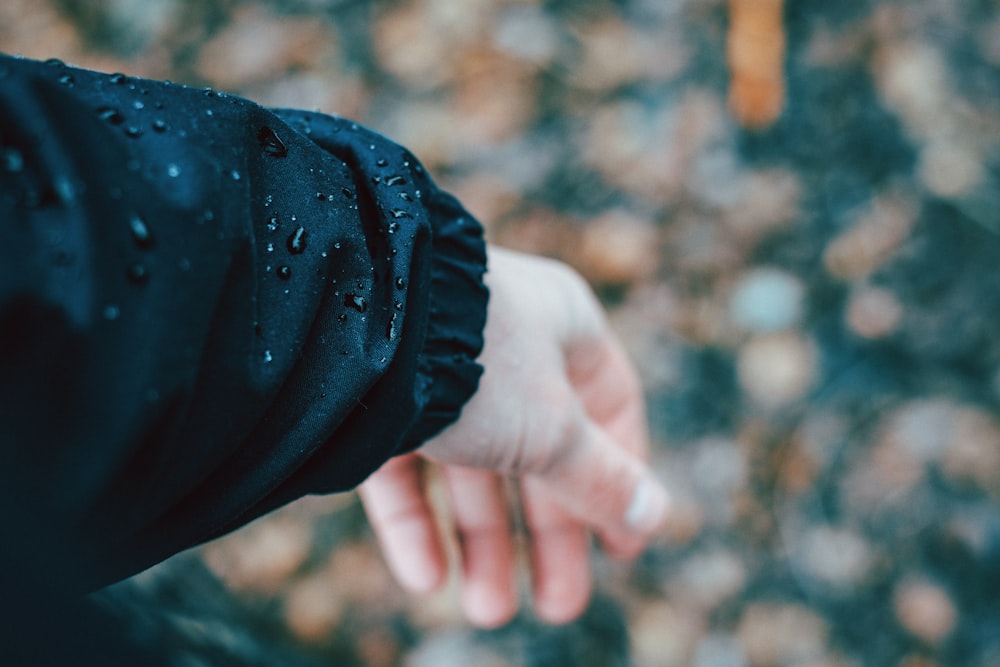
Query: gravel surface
3 0 999 665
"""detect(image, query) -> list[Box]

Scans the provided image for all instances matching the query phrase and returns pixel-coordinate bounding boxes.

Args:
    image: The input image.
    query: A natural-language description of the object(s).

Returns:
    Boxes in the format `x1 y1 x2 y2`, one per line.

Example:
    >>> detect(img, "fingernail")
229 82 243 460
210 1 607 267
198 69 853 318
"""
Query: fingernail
624 479 668 532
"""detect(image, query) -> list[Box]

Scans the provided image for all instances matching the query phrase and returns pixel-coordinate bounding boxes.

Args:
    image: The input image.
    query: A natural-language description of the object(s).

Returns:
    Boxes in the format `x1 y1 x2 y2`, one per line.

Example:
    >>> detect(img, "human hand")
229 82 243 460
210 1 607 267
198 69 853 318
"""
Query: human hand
359 246 669 628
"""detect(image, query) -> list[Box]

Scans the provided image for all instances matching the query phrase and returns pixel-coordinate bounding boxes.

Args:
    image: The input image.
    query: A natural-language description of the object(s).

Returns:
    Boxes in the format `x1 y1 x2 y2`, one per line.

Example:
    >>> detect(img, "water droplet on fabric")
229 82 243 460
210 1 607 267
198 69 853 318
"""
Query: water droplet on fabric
132 100 145 110
278 265 291 279
390 209 413 219
376 158 388 167
266 242 274 252
384 175 406 186
398 192 412 202
257 126 288 157
129 215 155 248
387 221 400 234
58 74 74 86
342 187 353 199
127 262 148 284
97 106 125 125
167 163 181 178
267 216 279 232
109 72 127 85
52 177 76 206
103 305 120 321
125 126 142 138
395 277 405 289
386 312 398 340
231 169 241 181
287 226 308 254
44 58 65 67
345 293 367 312
152 119 167 133
334 242 342 249
2 148 24 173
263 349 273 363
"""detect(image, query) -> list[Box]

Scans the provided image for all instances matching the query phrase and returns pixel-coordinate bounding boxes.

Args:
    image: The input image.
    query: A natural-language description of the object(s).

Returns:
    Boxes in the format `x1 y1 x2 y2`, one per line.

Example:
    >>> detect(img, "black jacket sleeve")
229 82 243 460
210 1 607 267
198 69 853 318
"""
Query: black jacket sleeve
0 55 488 591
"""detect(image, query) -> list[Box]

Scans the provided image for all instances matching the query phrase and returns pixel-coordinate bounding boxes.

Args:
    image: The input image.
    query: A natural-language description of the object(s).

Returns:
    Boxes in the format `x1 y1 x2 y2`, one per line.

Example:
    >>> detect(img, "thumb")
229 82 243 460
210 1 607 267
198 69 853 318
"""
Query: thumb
535 415 670 544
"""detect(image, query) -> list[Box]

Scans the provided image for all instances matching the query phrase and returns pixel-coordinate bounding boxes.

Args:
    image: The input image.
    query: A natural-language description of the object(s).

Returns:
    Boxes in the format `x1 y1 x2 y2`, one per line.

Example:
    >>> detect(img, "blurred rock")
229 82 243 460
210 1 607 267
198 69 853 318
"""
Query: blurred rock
872 40 950 143
581 100 686 205
283 572 345 643
893 578 958 645
736 603 829 667
323 540 398 606
370 2 452 88
689 146 747 209
202 515 313 595
978 14 1000 65
689 437 748 526
673 548 747 611
196 5 339 91
692 633 747 667
566 16 688 92
0 0 82 62
576 209 661 286
666 212 743 278
244 72 369 120
356 626 402 667
728 267 804 333
492 205 578 260
823 191 918 280
917 139 984 199
493 5 562 68
791 525 875 591
372 0 493 90
375 99 460 169
721 169 801 246
805 22 869 68
940 406 1000 495
630 600 700 667
737 332 817 409
452 46 538 145
403 630 512 667
873 399 1000 494
845 283 903 339
442 173 522 231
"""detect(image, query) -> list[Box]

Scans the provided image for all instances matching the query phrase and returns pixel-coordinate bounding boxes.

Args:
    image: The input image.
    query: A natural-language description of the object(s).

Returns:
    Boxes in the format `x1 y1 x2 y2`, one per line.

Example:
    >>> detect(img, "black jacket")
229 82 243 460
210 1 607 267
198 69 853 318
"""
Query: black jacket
0 55 488 598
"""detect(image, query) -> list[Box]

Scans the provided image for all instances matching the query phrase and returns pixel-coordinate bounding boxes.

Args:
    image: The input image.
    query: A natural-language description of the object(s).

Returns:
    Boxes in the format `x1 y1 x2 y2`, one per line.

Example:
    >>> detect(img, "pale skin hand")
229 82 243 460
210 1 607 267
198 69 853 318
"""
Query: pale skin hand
359 246 669 628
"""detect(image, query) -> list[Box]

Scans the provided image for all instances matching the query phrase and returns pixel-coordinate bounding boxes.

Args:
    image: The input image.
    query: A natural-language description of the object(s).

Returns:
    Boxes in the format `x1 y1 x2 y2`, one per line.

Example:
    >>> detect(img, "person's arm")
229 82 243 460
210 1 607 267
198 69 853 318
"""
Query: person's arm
0 54 486 591
0 55 669 629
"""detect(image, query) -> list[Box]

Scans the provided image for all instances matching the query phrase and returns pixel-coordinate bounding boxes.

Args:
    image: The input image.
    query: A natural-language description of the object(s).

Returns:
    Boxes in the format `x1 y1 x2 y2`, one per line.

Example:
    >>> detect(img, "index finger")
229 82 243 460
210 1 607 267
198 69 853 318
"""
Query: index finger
566 335 650 459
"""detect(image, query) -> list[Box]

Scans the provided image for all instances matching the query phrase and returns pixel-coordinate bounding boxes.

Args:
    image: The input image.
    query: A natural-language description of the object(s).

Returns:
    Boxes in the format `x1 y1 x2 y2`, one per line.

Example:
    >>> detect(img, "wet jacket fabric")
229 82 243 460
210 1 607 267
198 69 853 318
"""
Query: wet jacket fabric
0 54 488 596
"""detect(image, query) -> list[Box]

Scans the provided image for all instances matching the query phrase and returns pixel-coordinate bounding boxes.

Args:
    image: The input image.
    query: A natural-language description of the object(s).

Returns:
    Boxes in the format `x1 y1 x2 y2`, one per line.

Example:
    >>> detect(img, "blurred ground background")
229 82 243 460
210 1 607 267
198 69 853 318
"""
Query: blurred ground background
3 0 1000 665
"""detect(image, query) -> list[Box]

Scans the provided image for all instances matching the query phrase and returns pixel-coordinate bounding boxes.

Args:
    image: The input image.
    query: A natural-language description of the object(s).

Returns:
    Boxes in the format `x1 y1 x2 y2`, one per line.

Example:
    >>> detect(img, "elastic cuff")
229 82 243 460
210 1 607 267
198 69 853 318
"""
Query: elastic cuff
401 188 489 451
